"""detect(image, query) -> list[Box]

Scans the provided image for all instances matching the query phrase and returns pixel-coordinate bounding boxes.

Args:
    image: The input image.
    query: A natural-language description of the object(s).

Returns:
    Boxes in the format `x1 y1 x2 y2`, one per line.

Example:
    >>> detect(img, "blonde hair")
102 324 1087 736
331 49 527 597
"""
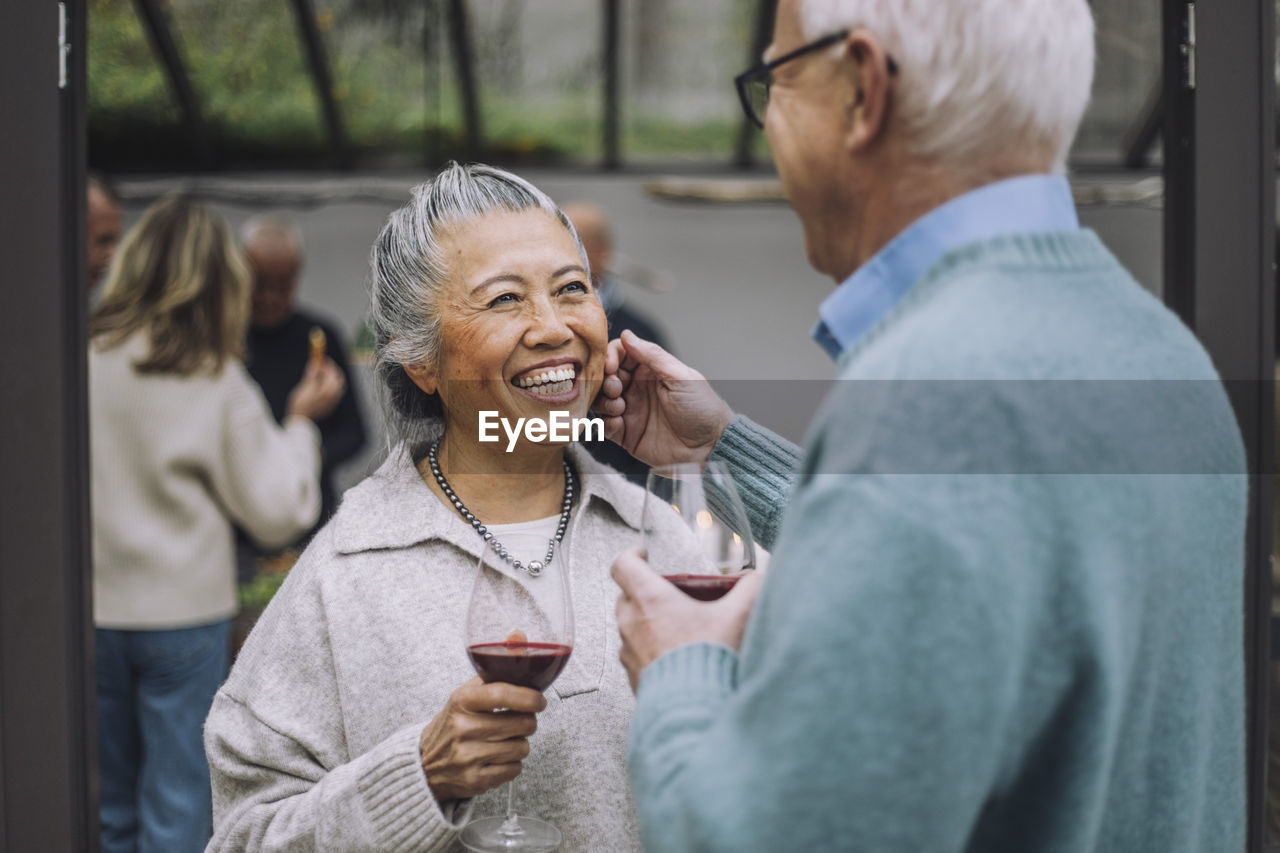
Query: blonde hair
90 195 251 375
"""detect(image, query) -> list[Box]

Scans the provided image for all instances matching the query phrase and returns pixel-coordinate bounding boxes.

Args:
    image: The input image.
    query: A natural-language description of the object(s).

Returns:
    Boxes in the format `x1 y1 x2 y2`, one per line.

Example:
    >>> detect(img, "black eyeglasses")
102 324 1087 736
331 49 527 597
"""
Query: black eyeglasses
734 29 899 129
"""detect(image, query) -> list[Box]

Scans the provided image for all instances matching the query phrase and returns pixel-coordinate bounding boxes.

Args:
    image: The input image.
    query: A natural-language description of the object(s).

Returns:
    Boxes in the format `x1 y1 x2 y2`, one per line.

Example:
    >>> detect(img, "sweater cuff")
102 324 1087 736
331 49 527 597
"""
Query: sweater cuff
633 643 738 740
439 797 476 828
355 723 462 850
284 414 323 449
710 415 803 546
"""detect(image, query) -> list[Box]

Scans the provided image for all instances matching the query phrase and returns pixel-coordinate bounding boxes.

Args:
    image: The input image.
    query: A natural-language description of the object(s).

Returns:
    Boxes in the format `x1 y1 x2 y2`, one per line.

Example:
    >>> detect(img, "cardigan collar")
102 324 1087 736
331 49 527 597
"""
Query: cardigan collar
332 442 644 557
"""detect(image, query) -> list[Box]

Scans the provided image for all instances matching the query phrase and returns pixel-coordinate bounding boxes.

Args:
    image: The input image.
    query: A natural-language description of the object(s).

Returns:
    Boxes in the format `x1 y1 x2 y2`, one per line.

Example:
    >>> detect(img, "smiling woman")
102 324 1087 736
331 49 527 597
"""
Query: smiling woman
396 204 607 457
203 163 647 852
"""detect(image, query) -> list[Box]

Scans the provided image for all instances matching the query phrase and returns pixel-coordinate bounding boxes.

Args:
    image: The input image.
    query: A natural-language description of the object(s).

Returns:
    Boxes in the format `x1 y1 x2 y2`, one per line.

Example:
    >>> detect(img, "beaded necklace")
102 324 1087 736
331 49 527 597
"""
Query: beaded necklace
426 438 572 577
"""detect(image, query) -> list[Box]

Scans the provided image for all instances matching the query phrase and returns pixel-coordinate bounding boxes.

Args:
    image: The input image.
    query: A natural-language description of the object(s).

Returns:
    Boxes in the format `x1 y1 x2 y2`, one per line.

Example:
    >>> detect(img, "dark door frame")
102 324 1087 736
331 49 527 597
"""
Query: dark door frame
1164 1 1276 851
0 1 1275 850
0 0 97 850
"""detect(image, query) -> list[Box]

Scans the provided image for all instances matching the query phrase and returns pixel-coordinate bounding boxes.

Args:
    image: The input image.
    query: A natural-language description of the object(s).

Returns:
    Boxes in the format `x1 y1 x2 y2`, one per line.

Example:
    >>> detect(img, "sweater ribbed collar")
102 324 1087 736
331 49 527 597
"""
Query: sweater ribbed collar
833 229 1118 373
813 175 1079 361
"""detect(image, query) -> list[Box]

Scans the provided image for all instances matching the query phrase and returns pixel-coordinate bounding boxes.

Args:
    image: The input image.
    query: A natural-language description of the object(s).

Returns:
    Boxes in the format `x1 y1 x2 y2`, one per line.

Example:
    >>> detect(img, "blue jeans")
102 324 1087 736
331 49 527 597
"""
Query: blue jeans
96 621 230 853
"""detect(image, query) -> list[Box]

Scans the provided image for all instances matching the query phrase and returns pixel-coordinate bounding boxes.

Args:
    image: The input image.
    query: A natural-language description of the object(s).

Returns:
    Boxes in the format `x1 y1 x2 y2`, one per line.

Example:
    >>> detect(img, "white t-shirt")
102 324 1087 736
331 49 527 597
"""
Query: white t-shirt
483 514 571 636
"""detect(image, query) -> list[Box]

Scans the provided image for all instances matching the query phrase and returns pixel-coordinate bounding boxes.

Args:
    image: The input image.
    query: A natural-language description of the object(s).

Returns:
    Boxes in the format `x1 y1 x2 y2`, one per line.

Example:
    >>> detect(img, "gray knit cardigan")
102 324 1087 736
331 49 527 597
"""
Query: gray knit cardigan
204 444 643 852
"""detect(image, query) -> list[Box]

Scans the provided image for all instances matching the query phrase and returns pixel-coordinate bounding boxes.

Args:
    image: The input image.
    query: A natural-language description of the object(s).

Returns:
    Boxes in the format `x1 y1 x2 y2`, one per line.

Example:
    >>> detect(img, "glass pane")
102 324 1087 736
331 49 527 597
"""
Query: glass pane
466 0 601 165
88 0 184 167
421 0 468 165
620 0 755 165
89 0 1180 170
312 0 431 159
1070 1 1160 164
167 0 326 161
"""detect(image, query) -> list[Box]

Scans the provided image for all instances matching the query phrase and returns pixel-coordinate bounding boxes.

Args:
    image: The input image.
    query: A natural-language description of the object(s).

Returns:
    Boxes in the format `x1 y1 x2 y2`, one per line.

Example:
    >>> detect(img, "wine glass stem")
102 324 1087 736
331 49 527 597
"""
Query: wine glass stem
498 780 523 837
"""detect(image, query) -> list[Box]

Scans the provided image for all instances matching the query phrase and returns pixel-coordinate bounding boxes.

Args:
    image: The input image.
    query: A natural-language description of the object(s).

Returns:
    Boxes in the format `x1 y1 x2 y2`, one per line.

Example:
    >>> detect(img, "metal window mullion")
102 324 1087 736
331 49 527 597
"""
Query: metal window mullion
129 0 214 167
287 0 351 169
446 0 482 160
1169 0 1276 850
602 0 621 169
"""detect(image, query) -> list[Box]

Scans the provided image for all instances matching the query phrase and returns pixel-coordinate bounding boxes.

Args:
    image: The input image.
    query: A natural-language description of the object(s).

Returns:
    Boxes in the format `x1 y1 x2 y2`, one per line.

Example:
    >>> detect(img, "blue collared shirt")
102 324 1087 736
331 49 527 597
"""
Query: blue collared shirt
811 174 1080 361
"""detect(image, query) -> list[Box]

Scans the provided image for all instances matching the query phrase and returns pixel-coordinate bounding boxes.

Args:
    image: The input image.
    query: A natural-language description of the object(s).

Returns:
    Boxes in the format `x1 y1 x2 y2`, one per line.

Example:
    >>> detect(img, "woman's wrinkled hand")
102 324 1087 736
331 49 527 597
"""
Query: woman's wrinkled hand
418 676 547 803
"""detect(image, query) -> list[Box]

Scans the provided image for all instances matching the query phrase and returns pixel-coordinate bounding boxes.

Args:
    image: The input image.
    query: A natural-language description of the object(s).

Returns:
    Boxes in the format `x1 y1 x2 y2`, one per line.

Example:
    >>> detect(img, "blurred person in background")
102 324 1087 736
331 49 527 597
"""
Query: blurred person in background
561 201 670 486
89 195 344 853
235 217 367 575
204 164 644 852
599 0 1248 850
559 202 668 350
86 171 122 294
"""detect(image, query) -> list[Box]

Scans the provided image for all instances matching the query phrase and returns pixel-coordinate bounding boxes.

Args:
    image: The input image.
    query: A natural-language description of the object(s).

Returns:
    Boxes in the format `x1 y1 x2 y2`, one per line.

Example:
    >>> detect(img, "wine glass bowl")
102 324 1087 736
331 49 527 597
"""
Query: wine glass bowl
642 461 756 601
467 638 572 693
459 538 573 853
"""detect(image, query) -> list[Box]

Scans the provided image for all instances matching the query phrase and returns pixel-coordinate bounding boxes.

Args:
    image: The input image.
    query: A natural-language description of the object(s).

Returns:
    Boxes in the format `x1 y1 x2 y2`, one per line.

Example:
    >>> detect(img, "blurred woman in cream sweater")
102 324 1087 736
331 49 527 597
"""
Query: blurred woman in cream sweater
88 195 344 853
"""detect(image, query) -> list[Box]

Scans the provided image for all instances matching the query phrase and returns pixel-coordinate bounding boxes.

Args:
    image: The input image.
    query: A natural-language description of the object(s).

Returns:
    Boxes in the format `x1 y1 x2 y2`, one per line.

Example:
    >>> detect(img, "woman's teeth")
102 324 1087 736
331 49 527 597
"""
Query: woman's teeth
516 367 576 396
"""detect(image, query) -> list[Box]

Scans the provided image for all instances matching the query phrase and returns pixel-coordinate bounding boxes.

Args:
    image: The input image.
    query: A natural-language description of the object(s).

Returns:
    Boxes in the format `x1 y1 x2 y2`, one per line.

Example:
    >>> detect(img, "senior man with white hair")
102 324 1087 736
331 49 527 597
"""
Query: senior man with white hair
598 0 1246 850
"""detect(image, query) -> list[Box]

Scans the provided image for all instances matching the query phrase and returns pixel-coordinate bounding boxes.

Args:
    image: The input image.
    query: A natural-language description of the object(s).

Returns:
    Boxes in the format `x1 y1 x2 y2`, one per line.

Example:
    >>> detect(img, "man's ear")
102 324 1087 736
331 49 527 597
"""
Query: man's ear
841 28 894 152
403 360 438 396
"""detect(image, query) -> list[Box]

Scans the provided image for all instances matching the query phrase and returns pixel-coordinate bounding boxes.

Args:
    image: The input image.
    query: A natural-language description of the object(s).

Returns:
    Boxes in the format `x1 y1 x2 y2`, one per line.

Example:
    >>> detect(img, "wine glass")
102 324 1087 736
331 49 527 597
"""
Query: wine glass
642 461 756 600
459 537 574 853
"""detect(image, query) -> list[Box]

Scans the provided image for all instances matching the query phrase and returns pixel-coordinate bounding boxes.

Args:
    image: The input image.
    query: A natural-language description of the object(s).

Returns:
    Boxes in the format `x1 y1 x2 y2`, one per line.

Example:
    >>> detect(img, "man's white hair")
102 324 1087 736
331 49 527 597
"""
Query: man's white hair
800 0 1094 172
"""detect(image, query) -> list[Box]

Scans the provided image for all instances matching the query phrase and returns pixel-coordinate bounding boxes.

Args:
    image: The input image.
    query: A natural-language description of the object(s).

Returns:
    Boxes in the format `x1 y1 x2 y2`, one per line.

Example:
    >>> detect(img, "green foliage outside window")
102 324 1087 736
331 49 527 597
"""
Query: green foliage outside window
87 0 752 169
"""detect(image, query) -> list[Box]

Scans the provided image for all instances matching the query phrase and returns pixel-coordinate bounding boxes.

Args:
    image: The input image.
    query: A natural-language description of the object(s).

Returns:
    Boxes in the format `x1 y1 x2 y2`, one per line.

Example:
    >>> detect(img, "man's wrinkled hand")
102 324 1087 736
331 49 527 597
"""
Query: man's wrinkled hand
593 331 735 468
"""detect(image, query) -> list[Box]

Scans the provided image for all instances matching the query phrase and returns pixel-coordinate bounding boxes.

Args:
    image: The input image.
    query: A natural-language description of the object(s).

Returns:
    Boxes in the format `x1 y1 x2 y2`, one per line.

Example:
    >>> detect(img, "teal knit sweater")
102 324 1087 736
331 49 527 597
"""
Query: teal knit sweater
629 231 1247 852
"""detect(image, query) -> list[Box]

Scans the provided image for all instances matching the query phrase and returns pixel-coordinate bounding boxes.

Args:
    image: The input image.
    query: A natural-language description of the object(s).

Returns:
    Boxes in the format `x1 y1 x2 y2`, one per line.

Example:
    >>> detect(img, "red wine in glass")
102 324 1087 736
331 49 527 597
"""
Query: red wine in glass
468 641 573 692
643 461 756 600
662 574 740 601
461 537 574 853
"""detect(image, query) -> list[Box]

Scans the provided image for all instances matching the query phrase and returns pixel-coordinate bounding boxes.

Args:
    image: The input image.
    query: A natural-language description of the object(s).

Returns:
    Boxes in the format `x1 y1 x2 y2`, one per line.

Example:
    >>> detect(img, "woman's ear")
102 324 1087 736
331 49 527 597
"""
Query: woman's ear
402 361 438 396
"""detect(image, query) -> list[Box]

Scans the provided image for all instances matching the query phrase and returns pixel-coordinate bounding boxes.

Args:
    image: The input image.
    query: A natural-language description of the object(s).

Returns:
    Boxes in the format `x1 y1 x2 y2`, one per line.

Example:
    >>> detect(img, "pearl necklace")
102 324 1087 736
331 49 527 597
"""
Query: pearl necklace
427 438 572 577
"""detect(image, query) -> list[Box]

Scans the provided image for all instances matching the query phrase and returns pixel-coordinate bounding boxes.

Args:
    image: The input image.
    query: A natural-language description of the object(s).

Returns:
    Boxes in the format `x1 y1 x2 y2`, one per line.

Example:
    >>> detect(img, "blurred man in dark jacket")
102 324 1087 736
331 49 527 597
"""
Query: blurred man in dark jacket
238 218 366 567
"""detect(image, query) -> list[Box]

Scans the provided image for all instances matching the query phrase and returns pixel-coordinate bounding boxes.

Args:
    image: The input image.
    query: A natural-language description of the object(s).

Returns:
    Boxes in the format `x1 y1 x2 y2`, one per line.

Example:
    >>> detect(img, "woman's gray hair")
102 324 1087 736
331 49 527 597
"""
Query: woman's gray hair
368 162 589 450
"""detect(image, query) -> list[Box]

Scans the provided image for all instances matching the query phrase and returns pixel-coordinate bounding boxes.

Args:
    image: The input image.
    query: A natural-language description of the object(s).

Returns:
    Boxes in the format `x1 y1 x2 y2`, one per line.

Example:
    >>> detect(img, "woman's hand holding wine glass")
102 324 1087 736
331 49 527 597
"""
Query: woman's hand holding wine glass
457 538 574 853
417 676 545 803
